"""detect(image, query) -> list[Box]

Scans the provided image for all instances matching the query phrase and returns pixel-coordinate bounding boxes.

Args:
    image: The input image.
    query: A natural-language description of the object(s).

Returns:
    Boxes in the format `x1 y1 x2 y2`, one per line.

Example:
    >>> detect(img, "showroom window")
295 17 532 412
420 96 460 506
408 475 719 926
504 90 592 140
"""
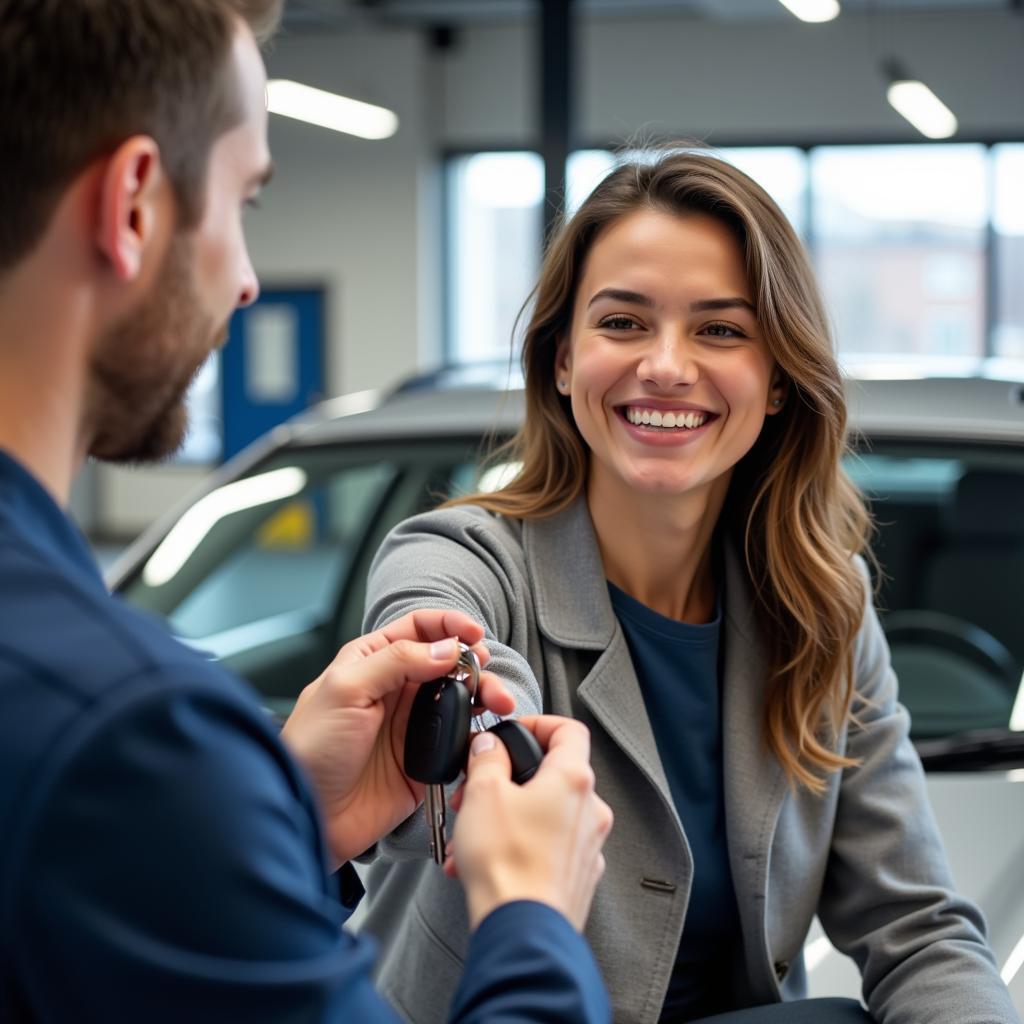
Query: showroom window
811 144 988 373
445 142 1015 374
446 151 545 365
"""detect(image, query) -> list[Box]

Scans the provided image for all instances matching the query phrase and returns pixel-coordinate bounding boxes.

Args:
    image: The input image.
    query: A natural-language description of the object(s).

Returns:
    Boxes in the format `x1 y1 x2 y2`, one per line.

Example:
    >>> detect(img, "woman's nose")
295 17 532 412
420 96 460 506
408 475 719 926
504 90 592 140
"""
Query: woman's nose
637 332 699 389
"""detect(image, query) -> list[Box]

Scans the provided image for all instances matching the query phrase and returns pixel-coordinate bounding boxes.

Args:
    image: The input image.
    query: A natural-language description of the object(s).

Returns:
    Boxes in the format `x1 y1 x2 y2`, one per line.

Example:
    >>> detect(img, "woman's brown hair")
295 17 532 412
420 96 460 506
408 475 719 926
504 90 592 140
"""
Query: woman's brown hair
451 147 872 792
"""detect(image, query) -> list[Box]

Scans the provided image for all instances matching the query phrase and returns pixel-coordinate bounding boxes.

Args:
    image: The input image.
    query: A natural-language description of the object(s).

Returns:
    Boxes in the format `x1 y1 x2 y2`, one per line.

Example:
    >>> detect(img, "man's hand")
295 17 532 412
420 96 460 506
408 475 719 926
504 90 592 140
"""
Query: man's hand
445 716 614 932
280 610 514 867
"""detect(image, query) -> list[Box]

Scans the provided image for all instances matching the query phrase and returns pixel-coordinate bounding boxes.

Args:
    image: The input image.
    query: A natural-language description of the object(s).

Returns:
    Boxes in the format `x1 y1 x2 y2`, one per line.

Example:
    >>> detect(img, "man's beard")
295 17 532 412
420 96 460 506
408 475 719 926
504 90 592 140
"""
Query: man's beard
89 234 226 463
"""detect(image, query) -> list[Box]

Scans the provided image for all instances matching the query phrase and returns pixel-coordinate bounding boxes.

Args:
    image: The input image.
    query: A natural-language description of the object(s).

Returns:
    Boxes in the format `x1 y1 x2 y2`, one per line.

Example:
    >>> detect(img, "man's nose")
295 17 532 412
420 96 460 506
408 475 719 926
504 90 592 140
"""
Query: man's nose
237 251 260 308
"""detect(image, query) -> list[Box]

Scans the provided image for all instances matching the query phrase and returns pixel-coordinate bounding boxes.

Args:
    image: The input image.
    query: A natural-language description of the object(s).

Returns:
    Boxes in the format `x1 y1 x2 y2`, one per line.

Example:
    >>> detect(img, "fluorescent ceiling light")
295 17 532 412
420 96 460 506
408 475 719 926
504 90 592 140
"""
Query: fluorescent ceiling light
776 0 840 23
142 467 307 587
887 80 958 140
267 79 398 140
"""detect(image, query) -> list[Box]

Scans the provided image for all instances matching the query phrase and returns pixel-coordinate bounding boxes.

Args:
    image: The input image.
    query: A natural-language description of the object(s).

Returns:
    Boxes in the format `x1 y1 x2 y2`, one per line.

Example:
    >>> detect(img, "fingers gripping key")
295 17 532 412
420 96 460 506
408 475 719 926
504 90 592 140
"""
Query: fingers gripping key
403 644 544 864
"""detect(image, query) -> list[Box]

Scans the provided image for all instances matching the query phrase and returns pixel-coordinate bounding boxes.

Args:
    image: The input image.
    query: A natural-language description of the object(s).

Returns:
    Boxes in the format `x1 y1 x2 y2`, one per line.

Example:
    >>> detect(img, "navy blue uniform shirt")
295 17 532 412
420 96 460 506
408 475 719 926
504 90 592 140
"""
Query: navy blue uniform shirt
609 582 742 1023
0 448 609 1023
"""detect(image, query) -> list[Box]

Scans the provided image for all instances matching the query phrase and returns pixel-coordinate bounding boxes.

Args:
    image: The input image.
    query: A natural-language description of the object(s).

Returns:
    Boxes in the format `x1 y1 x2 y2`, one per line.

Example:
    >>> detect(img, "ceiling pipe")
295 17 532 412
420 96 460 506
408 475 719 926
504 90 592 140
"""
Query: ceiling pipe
540 0 574 244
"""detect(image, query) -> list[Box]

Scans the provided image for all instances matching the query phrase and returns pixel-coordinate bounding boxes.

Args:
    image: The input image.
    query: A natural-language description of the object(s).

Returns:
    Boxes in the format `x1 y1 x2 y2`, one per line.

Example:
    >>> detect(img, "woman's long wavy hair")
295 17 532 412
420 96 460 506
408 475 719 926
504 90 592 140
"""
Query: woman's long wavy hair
451 148 872 792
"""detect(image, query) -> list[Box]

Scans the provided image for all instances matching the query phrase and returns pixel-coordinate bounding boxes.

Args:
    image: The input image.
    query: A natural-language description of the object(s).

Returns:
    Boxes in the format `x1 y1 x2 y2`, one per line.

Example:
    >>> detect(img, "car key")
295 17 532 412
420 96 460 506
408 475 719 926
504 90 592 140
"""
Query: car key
404 644 478 864
485 718 544 784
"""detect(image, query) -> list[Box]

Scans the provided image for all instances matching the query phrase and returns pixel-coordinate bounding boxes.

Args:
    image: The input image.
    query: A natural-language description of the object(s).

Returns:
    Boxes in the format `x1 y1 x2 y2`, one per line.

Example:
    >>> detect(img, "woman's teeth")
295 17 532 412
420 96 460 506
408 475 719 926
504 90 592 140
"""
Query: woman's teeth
624 407 708 430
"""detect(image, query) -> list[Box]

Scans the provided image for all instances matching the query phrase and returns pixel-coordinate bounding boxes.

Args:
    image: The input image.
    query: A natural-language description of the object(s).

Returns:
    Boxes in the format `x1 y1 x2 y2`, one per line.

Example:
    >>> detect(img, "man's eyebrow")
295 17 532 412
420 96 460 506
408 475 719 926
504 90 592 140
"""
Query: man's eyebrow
690 297 756 315
249 162 275 189
586 287 655 309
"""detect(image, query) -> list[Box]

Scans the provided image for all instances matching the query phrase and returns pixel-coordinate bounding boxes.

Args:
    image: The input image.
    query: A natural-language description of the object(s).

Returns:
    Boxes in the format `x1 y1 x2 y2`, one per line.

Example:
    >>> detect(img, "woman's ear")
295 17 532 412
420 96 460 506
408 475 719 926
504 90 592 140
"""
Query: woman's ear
94 136 168 282
554 338 572 395
766 373 788 415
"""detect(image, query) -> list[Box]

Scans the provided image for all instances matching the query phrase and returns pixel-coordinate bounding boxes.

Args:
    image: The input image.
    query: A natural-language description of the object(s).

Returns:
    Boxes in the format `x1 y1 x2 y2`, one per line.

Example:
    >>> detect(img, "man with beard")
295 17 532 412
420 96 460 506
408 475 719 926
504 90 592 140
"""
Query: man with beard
0 2 613 1022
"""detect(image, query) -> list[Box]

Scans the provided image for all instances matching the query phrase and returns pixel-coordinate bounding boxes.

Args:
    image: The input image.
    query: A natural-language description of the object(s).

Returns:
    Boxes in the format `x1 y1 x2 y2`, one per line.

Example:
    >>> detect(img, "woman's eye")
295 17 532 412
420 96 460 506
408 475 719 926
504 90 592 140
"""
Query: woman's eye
702 322 746 339
598 315 642 331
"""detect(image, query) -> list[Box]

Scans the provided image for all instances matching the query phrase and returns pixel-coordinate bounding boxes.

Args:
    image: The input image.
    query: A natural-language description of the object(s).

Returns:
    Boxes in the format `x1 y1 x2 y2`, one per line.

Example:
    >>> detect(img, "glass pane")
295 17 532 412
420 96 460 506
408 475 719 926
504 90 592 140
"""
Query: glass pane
566 149 617 216
720 147 808 237
812 145 988 372
993 144 1024 362
124 457 398 639
447 152 543 365
566 147 808 235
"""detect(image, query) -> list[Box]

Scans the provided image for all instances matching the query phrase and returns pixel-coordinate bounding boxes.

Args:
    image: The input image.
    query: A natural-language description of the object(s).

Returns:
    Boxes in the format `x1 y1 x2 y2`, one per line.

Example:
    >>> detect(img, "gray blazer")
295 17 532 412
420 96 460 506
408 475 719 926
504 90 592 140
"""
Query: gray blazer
360 499 1018 1024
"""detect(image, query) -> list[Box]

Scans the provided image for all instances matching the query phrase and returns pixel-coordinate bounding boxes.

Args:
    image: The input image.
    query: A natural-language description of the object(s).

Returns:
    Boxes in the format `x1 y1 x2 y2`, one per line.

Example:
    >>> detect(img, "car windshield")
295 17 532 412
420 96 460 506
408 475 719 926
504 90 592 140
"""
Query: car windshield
117 428 1024 758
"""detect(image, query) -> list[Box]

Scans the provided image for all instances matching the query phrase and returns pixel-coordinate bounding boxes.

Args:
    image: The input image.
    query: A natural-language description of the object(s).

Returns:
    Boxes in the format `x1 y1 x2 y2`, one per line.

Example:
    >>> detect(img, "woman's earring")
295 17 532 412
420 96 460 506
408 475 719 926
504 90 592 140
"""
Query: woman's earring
558 379 568 392
772 398 782 407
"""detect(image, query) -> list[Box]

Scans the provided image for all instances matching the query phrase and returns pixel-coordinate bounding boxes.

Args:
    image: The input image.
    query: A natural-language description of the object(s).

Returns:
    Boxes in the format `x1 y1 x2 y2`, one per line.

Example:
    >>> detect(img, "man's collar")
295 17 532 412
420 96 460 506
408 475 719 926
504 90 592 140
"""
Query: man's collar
0 447 105 588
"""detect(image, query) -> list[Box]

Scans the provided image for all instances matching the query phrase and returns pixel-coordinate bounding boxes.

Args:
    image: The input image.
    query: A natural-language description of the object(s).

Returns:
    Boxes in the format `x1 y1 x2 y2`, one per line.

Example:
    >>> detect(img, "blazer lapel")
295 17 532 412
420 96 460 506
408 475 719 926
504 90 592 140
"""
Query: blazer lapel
522 499 677 813
721 540 788 995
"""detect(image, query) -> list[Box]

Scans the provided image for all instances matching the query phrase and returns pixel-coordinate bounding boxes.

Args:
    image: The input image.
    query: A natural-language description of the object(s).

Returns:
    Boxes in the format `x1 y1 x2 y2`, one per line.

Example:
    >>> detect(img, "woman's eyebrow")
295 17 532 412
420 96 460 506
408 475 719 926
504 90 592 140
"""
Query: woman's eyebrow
690 297 756 314
586 287 655 309
586 290 756 315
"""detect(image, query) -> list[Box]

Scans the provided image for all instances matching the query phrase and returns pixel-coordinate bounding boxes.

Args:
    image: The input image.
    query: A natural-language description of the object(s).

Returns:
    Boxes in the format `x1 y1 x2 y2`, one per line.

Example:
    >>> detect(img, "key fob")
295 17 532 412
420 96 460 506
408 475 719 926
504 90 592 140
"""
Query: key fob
486 719 544 784
404 678 472 785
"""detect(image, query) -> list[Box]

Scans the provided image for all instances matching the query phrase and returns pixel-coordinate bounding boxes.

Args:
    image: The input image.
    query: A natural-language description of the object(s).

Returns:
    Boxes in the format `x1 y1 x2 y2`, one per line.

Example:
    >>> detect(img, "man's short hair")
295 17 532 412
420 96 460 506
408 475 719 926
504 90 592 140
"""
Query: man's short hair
0 0 283 275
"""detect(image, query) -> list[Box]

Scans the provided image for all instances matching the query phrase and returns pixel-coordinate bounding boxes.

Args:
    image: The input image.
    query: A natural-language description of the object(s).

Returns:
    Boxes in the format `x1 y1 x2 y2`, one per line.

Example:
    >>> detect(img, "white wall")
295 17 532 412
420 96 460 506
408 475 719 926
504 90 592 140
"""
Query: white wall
92 6 1024 538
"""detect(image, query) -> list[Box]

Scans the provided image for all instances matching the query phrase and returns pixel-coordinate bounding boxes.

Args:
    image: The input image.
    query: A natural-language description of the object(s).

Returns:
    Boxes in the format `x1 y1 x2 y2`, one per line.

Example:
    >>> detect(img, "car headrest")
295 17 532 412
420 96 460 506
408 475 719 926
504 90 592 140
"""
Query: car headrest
948 470 1024 538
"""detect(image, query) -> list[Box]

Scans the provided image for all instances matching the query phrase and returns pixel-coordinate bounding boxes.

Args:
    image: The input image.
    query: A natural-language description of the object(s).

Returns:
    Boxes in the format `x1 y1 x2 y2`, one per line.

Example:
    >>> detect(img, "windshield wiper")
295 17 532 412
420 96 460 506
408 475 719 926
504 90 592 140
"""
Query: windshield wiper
915 729 1024 771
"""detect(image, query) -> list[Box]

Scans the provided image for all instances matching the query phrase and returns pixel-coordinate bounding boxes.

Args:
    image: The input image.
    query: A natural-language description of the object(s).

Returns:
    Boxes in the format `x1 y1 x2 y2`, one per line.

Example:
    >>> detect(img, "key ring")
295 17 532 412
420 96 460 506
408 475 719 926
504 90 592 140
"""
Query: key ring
449 643 480 706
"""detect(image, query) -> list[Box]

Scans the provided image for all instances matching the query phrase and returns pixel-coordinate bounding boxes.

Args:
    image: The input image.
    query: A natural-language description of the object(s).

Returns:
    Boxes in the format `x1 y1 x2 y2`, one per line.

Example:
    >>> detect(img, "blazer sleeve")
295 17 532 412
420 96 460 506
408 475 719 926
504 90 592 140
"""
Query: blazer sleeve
363 508 548 859
816 562 1020 1023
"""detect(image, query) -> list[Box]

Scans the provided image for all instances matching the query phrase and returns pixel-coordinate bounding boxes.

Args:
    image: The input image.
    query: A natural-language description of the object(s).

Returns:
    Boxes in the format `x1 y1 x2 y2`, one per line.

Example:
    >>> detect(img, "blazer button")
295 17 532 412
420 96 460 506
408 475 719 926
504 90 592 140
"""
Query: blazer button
774 960 789 981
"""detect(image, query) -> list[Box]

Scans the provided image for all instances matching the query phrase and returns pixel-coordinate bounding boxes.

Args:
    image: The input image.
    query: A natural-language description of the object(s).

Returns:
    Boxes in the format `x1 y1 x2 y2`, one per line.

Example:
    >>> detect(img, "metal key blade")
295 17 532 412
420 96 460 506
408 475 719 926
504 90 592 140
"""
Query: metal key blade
424 783 446 865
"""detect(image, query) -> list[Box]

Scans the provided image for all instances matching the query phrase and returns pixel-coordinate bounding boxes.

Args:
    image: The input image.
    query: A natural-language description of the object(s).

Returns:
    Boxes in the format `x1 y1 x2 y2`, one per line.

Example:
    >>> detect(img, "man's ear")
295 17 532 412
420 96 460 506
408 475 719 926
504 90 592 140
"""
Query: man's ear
95 136 168 282
554 337 572 395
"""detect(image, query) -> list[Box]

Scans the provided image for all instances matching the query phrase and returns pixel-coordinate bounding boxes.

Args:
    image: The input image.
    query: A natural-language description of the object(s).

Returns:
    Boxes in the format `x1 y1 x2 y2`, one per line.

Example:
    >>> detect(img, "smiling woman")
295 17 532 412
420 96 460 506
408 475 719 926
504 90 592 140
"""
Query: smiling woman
554 210 781 571
358 147 1020 1024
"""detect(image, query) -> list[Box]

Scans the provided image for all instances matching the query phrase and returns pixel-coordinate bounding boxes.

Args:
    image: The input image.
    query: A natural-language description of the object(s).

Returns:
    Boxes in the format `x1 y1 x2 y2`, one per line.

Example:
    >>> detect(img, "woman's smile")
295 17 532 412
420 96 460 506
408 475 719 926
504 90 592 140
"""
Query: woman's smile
616 402 718 446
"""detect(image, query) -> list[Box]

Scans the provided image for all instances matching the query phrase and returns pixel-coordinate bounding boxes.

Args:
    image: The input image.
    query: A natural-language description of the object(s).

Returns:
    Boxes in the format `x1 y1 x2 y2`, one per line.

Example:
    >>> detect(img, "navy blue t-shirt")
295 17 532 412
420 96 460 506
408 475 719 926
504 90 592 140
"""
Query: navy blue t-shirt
608 582 741 1023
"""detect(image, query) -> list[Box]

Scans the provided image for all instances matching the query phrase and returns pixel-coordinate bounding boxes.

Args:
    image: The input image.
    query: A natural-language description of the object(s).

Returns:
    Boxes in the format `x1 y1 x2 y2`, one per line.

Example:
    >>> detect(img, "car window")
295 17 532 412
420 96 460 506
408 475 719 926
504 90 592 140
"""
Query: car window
123 455 398 641
121 439 488 652
168 464 393 639
845 442 1024 739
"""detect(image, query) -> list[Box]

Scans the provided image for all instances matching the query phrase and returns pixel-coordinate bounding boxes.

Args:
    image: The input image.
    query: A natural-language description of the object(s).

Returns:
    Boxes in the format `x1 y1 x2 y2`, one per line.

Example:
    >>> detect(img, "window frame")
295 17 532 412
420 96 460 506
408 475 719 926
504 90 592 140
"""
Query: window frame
443 138 1024 370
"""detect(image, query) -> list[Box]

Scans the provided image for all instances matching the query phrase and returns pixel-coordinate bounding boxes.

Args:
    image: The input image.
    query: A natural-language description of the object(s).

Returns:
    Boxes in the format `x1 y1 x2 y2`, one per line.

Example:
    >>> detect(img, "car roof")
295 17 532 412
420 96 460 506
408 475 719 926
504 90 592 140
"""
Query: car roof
287 374 1024 450
844 376 1024 445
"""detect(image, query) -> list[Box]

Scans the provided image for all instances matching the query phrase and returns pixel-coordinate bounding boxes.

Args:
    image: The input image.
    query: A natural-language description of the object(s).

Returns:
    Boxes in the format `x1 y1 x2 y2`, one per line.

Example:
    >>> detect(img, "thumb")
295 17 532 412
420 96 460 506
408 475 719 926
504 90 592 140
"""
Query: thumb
463 729 513 785
326 637 460 705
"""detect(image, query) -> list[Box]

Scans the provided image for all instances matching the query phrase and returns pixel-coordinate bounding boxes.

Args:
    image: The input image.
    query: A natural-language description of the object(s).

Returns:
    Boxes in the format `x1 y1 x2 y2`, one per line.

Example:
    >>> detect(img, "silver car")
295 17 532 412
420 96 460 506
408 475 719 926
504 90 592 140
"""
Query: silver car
109 372 1024 1012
